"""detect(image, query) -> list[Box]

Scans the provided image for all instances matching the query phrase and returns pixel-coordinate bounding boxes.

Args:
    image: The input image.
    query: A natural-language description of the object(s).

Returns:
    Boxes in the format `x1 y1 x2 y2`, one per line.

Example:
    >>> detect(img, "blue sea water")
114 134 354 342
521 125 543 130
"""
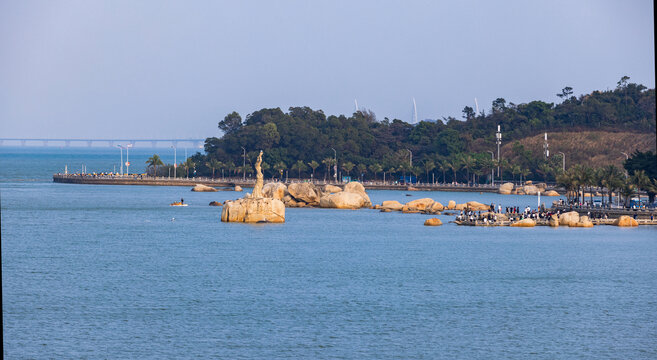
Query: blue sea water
2 147 656 359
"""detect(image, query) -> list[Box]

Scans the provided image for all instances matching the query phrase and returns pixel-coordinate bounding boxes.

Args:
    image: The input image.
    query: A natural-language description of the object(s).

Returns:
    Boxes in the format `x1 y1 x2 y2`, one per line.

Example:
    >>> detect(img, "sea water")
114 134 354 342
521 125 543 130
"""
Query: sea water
2 147 656 359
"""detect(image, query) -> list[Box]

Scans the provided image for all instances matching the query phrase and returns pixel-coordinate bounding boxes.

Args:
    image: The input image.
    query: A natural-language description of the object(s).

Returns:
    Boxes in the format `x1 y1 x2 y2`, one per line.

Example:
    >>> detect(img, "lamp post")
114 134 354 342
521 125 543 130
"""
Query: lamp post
116 145 124 175
558 151 565 172
406 149 412 184
241 146 246 181
487 151 494 186
171 145 177 179
331 147 337 183
126 144 133 175
496 125 502 178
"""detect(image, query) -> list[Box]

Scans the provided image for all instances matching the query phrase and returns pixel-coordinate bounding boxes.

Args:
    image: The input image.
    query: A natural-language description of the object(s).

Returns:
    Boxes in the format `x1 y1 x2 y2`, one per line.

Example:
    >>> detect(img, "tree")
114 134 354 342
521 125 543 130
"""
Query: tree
368 163 383 180
492 98 506 113
357 163 367 181
183 158 195 178
423 160 435 183
462 106 475 121
291 160 308 179
205 158 222 179
556 86 573 100
146 154 164 177
341 161 355 177
308 160 320 179
218 111 242 135
599 165 623 206
631 170 651 206
321 157 335 181
273 161 287 180
617 76 630 89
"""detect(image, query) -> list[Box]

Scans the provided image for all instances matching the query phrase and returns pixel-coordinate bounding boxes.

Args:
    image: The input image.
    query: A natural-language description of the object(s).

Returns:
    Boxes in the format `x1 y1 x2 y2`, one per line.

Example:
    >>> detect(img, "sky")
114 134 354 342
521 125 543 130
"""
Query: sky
0 0 654 140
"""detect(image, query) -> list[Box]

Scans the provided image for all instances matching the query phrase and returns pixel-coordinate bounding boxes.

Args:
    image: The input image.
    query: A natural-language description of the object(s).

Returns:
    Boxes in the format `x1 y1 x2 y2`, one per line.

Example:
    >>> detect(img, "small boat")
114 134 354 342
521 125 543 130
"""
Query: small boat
170 202 188 207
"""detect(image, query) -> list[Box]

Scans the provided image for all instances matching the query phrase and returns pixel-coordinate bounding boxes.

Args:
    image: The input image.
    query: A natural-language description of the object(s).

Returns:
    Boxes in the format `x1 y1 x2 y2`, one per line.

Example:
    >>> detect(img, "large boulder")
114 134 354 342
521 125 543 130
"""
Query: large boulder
209 201 222 206
425 201 444 214
262 182 287 200
234 185 243 192
424 218 442 226
447 200 456 210
221 198 285 223
319 192 367 209
191 184 217 192
544 190 560 196
466 201 489 211
571 215 594 228
523 185 540 195
288 183 320 204
381 200 404 211
510 218 536 227
481 211 508 221
559 211 580 226
498 182 514 195
404 198 435 211
323 184 342 193
613 215 638 227
343 181 372 207
549 214 559 227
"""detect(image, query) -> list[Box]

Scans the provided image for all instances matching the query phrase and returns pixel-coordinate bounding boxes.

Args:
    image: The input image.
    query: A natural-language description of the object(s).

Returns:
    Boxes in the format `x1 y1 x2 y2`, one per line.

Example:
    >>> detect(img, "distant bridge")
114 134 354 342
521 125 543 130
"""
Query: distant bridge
0 138 207 148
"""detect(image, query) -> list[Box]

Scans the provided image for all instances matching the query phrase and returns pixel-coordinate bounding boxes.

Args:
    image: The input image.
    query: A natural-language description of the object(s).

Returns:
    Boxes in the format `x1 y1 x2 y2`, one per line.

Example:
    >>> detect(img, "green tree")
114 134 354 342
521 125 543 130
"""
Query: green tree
368 163 383 180
307 160 319 179
273 161 287 180
218 111 242 135
631 169 651 206
146 154 164 177
205 158 222 179
291 160 309 179
423 160 435 183
341 161 355 177
357 163 367 181
183 158 195 178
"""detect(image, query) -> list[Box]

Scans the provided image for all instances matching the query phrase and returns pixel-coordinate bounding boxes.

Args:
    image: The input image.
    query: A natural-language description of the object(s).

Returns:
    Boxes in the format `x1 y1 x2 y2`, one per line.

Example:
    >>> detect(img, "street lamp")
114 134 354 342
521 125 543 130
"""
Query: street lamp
331 147 337 183
558 151 565 172
171 145 177 179
116 145 124 175
241 146 246 181
486 151 494 186
125 144 133 175
496 124 502 178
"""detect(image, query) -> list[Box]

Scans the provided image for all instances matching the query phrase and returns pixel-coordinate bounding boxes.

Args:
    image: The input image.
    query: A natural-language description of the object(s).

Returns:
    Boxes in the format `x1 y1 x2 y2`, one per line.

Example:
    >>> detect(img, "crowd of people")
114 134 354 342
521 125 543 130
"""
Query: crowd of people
455 203 558 224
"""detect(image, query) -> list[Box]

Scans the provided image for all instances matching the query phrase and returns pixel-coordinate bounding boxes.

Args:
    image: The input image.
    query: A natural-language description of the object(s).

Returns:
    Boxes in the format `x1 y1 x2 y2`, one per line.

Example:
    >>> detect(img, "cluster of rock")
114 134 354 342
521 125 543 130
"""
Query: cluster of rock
375 198 490 214
191 184 218 192
259 181 372 209
545 211 594 228
221 197 286 223
498 181 560 196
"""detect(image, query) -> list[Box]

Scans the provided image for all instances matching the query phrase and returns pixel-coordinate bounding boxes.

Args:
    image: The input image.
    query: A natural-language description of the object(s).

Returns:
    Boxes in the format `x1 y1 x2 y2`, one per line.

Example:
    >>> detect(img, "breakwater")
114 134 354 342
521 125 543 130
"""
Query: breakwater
52 174 504 192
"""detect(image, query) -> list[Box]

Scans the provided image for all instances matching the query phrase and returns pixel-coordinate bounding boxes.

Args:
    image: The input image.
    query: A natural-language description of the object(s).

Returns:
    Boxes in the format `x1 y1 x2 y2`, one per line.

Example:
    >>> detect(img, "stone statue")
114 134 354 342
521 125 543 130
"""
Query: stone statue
252 150 264 198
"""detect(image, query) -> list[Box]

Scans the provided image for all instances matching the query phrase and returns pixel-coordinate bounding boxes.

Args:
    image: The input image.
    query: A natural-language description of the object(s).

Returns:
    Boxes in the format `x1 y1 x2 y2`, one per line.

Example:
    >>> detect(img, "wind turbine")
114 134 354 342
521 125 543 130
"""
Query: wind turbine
412 97 418 124
474 97 479 114
354 99 359 112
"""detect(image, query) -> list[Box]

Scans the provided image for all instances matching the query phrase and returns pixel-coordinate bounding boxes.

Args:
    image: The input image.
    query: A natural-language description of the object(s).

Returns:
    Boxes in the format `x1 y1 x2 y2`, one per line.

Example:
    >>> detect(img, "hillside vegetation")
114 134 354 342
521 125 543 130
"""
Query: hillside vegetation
187 77 654 183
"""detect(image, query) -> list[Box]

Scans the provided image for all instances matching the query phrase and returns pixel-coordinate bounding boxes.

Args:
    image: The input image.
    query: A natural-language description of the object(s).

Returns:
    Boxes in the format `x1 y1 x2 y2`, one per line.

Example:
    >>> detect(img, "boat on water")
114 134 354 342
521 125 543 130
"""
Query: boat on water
170 202 188 207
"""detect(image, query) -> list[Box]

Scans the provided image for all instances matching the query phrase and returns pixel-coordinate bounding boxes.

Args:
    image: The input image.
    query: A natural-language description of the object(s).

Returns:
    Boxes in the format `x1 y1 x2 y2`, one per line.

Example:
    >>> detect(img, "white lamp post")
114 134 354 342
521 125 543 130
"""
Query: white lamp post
117 145 124 175
126 144 133 175
487 150 494 186
171 145 177 179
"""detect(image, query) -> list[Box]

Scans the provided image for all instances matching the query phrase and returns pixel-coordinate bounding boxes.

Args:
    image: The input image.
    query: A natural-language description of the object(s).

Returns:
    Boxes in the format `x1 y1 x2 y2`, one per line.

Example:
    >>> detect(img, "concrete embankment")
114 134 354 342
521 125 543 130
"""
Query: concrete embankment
52 174 502 192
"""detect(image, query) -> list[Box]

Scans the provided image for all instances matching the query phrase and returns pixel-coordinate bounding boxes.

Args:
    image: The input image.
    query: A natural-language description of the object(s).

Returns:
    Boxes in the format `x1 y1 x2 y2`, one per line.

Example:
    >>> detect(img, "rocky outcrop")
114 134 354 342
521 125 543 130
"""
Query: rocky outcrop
192 184 218 192
522 185 540 195
288 183 321 205
447 200 456 210
544 190 560 196
221 198 285 223
549 214 559 227
510 218 536 227
454 203 467 211
466 201 489 211
499 182 514 195
613 215 638 227
263 182 287 200
343 182 372 207
424 218 442 226
571 215 594 228
559 211 580 226
381 200 404 211
323 184 342 193
425 201 444 214
234 185 243 192
404 198 434 211
319 191 367 209
209 201 222 206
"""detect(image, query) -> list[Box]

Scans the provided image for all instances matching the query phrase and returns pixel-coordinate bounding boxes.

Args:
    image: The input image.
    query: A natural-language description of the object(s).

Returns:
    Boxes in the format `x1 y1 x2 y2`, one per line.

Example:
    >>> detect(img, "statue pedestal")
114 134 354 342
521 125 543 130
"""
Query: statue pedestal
221 198 285 223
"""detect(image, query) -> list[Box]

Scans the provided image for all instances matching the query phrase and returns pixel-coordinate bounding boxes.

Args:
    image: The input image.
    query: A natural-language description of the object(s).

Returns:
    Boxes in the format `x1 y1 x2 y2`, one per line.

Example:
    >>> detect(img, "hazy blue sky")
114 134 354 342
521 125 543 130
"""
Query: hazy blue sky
1 0 654 139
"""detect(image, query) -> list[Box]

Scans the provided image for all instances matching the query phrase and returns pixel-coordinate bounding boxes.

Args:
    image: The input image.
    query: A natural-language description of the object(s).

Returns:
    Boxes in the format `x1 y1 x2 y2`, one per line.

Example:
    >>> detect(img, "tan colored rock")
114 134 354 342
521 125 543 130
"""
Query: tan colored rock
549 214 559 227
613 215 638 227
404 198 435 211
559 211 580 226
323 184 342 193
221 198 285 223
536 183 547 191
343 181 372 207
288 183 320 204
381 200 404 211
234 185 243 192
523 185 540 195
262 182 287 200
425 201 444 214
209 201 222 206
466 201 489 211
319 191 367 209
510 218 536 227
516 188 526 195
525 180 532 185
192 184 218 192
401 205 420 213
481 211 508 221
447 200 456 210
571 215 594 228
424 218 442 226
407 186 419 191
498 182 514 195
455 203 467 211
544 190 560 196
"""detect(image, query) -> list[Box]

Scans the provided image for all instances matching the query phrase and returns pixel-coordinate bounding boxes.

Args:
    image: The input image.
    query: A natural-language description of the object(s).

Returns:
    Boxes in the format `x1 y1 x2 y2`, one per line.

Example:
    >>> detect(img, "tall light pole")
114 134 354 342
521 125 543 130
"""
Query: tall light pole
331 147 337 183
116 145 124 175
558 151 565 172
495 125 502 178
406 149 412 184
241 146 246 181
126 144 133 175
171 145 177 179
486 151 494 186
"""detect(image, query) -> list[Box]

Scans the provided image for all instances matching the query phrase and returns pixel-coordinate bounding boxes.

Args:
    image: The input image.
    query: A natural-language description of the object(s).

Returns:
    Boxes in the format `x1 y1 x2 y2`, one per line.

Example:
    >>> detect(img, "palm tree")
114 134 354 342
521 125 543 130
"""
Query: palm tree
437 160 448 184
307 160 319 179
357 163 367 181
146 154 164 177
619 182 636 208
321 157 334 181
459 154 475 185
368 163 383 181
446 159 461 184
273 161 287 180
205 158 222 179
556 172 576 203
423 160 435 184
341 161 355 178
631 170 651 206
183 158 195 178
291 160 308 179
511 165 521 184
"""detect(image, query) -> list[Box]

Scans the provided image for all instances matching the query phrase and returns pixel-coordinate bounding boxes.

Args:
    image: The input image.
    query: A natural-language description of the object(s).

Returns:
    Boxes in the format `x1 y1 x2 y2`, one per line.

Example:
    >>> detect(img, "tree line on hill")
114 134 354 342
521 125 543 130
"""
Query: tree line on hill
151 77 655 188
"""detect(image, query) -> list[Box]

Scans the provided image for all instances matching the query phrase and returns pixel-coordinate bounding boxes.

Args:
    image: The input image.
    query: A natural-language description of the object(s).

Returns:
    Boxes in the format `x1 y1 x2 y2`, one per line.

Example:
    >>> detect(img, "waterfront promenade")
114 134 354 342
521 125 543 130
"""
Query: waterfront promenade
53 173 504 192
